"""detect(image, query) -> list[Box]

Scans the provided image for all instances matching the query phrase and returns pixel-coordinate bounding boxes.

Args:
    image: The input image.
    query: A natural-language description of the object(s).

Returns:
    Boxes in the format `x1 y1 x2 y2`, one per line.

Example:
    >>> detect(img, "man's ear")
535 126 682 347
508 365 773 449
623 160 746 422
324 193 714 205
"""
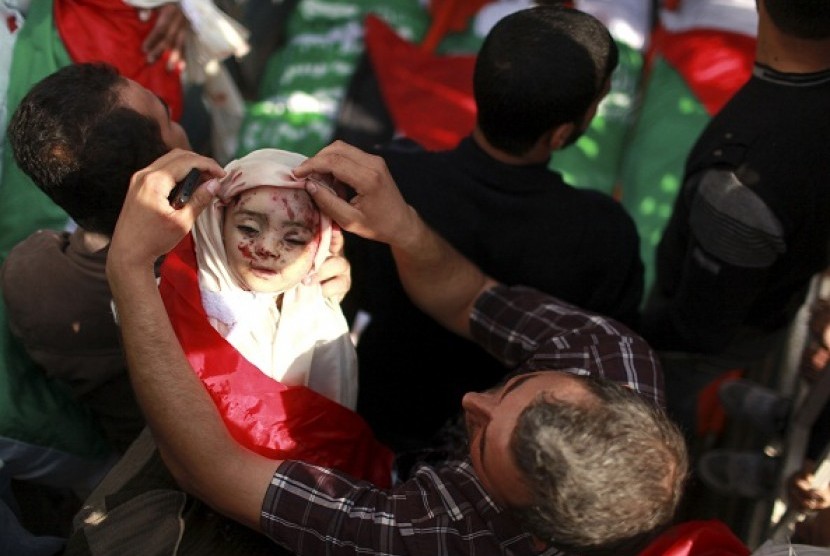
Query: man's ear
548 122 576 151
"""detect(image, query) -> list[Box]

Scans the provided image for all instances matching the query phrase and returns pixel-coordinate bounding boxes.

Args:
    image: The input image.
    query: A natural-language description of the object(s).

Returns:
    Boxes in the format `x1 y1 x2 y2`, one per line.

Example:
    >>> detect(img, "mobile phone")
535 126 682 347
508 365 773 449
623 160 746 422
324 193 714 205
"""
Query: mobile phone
168 168 202 209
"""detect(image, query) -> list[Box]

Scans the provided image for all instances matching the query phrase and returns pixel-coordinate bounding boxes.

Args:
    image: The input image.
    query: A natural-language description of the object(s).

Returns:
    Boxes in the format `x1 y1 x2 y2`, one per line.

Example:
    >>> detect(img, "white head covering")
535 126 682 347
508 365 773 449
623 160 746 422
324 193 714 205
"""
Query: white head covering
193 148 357 408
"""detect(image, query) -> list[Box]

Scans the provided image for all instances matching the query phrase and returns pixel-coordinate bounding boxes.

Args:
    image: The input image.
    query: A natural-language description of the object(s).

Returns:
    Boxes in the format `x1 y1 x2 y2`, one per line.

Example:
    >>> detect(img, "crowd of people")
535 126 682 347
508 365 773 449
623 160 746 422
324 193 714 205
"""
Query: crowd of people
0 1 829 555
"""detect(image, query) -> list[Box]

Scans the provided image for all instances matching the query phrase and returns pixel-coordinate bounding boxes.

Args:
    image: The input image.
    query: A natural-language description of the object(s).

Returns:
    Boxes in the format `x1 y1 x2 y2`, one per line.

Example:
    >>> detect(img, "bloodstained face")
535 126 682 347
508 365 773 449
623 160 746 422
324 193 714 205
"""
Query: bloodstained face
222 186 321 293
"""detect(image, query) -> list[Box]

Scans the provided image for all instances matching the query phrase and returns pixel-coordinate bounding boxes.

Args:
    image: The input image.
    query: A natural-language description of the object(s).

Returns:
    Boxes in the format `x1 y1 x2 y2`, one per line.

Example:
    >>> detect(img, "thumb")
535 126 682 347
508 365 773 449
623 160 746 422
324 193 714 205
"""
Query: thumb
181 177 219 220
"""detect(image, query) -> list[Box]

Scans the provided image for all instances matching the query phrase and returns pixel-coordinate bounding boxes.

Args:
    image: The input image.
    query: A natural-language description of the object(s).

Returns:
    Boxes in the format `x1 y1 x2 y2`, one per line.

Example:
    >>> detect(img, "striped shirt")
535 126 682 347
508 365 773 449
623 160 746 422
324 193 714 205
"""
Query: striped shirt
261 285 664 555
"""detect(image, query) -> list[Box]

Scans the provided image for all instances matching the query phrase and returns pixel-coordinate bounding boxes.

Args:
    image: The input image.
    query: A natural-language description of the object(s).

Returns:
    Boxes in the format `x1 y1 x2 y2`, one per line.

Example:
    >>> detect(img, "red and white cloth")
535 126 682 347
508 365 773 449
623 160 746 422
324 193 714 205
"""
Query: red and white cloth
159 150 392 486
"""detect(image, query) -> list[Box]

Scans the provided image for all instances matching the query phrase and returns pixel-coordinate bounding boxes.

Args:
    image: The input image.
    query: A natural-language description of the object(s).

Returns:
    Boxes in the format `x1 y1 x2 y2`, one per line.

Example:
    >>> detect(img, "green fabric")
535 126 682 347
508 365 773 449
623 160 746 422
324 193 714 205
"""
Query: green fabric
617 56 711 297
551 41 644 197
0 0 71 264
236 0 429 158
0 0 109 459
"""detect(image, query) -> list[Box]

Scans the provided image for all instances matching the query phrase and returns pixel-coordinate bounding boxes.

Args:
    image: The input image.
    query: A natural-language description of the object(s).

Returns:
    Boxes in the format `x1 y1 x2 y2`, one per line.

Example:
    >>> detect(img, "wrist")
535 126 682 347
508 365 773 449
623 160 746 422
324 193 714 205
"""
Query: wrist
106 252 158 295
391 206 428 254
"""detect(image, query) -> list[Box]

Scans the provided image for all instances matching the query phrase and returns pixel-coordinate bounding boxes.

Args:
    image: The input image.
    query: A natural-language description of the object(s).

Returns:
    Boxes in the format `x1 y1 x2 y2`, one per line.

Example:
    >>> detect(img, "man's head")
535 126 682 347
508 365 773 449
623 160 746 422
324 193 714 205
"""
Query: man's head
463 371 687 556
7 63 188 236
473 5 618 157
761 0 830 40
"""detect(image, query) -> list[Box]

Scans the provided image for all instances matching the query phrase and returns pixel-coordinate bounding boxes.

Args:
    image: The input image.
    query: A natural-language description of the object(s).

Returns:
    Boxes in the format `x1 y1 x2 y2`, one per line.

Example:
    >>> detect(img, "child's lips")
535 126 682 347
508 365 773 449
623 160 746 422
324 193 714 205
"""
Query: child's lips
250 265 277 278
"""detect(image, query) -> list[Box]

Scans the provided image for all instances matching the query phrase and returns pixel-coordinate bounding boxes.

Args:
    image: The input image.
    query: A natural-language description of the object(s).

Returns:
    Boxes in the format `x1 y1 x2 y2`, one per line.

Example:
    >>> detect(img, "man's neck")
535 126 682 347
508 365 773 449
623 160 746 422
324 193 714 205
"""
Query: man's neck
471 127 552 166
756 18 830 73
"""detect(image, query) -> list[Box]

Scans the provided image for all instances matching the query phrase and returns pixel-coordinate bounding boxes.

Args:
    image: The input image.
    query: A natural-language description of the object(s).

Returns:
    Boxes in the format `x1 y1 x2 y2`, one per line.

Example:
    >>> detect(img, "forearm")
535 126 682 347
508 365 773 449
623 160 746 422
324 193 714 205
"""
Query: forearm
390 210 496 339
108 259 277 529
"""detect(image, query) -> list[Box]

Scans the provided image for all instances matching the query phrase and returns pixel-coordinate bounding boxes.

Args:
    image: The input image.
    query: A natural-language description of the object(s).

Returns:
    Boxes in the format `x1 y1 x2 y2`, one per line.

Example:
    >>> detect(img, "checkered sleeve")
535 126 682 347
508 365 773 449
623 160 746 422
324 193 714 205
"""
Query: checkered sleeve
470 285 665 407
260 459 544 555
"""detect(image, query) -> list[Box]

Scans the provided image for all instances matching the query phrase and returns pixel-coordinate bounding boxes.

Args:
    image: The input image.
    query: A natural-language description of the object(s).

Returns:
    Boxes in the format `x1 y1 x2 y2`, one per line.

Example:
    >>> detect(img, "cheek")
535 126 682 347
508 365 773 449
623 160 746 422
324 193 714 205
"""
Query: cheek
234 239 256 261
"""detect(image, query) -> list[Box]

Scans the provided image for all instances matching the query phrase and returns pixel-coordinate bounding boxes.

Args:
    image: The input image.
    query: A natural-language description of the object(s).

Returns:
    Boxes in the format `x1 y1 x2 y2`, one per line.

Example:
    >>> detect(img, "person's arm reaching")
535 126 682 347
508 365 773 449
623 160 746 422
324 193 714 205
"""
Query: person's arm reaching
295 141 498 339
106 149 280 529
109 142 497 536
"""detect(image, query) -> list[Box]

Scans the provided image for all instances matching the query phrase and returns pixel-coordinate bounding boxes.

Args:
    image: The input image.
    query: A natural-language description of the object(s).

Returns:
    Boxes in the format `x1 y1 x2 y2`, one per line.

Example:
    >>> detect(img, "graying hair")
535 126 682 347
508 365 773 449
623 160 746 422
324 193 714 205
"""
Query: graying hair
510 376 688 556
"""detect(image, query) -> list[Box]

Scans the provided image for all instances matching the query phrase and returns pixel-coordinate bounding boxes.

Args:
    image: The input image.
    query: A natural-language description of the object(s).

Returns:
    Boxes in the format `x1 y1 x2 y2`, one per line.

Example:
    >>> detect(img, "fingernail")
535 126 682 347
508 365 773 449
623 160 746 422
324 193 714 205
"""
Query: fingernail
205 178 219 195
306 180 318 194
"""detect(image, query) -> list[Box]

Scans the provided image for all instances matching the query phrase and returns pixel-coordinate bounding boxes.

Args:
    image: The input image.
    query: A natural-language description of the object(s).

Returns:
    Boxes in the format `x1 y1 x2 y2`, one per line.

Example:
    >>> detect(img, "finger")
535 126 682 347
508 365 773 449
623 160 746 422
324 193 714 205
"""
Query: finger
136 151 224 216
174 25 189 53
329 226 344 257
317 255 350 283
143 28 165 62
179 177 220 221
167 48 182 73
295 141 384 193
320 275 349 304
152 149 225 186
306 179 363 231
143 13 174 62
144 6 188 63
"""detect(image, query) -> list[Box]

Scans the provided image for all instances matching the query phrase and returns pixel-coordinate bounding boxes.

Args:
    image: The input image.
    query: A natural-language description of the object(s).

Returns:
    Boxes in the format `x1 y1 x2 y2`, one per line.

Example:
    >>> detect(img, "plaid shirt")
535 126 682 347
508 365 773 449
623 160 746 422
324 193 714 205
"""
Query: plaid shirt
260 285 664 555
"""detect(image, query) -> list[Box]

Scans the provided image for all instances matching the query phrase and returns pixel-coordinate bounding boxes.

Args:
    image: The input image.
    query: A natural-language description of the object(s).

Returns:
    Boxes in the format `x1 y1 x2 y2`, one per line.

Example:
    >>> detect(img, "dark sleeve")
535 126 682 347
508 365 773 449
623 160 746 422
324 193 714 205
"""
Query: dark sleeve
645 168 785 353
584 204 645 330
470 285 664 406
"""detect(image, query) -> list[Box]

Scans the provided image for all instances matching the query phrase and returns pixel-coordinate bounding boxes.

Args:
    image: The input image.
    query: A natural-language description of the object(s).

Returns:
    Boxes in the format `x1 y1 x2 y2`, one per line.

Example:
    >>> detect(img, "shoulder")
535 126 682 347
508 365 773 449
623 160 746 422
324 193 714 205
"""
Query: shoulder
688 168 785 267
473 285 663 405
571 189 641 247
2 229 70 284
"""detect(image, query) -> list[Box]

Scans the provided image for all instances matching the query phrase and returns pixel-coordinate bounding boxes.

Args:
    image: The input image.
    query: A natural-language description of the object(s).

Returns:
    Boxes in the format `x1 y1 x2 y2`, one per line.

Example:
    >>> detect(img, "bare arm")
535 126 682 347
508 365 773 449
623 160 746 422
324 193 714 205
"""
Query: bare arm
107 149 278 529
294 141 498 338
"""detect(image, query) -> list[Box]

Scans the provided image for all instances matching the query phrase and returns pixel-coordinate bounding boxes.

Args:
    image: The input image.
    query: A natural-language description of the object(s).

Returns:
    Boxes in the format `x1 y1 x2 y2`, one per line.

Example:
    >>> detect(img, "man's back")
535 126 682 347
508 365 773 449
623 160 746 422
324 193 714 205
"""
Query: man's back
643 64 830 355
346 136 644 451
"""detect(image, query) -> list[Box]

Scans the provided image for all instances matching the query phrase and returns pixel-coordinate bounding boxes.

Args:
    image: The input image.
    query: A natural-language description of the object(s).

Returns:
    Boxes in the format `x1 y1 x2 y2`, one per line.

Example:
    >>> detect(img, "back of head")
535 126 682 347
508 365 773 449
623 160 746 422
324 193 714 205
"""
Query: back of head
763 0 830 40
510 377 688 556
7 63 169 236
473 4 618 156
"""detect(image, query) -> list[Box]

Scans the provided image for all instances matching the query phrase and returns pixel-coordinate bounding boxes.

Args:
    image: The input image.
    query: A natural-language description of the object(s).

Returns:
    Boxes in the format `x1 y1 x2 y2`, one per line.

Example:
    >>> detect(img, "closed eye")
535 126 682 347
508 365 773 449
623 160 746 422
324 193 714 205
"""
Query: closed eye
285 237 311 247
237 225 259 236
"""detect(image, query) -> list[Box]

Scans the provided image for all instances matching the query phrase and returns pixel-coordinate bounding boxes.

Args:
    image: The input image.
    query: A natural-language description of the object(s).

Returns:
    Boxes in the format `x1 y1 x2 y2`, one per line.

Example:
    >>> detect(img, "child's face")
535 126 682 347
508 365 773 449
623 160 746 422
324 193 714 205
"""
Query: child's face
222 186 321 292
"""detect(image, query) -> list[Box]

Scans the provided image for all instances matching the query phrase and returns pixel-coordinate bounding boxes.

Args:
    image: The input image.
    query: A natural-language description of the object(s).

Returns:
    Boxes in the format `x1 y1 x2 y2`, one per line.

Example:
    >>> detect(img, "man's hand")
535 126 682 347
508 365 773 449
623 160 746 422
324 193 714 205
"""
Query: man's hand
143 3 190 71
294 141 422 251
296 141 495 339
108 149 224 276
788 460 830 512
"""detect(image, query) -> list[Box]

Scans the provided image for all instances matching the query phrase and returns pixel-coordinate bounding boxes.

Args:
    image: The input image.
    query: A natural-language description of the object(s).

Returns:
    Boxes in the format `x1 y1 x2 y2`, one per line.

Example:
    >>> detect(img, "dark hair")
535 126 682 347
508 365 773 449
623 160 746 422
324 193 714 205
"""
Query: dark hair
473 5 618 156
509 376 688 556
763 0 830 40
7 63 169 235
